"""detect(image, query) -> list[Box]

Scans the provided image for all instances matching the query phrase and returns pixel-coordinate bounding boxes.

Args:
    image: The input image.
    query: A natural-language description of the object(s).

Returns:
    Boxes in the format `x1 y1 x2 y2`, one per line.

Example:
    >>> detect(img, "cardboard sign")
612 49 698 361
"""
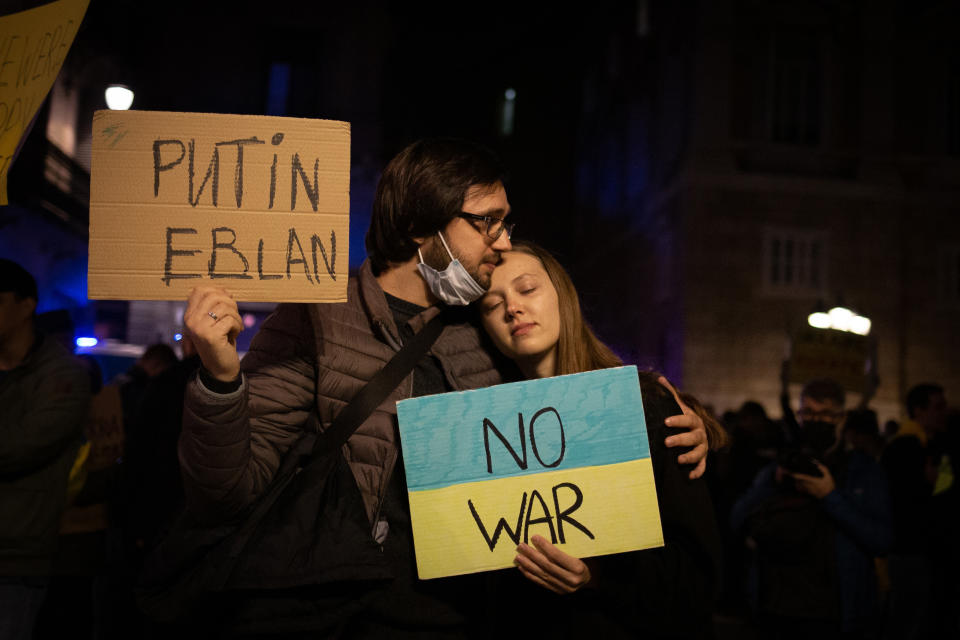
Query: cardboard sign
790 326 868 392
89 110 350 302
0 0 89 204
396 366 664 580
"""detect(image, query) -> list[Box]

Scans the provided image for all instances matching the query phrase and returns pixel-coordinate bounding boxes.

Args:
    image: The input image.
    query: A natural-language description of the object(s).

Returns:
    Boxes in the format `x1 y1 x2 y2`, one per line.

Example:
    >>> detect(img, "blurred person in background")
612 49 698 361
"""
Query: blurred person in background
926 408 959 636
731 378 892 639
882 383 952 639
0 259 92 640
115 343 178 426
843 409 883 460
713 400 779 617
123 335 201 557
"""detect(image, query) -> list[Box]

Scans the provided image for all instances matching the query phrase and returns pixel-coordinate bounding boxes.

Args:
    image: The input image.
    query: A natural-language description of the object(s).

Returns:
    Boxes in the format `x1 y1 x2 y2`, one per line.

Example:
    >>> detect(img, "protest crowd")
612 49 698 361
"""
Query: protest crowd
1 135 957 640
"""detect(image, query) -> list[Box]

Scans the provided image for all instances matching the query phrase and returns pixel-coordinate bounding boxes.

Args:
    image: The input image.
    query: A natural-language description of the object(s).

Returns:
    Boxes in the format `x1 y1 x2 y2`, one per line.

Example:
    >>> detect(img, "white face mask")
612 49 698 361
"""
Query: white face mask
416 232 486 306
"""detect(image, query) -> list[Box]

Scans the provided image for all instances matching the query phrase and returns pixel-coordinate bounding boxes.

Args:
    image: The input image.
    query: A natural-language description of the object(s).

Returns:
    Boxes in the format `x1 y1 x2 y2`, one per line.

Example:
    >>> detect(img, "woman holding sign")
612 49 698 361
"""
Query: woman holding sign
479 241 723 638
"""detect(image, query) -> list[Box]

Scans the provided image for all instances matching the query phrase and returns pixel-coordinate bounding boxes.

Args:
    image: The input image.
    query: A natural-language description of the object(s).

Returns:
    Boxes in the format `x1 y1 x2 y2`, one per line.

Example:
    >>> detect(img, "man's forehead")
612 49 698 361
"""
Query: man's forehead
465 180 503 197
463 186 510 223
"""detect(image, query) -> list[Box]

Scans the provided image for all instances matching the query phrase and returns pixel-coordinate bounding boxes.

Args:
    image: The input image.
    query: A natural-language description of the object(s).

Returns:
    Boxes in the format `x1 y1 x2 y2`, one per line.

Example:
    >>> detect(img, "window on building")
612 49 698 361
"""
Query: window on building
763 227 827 296
946 60 960 156
769 28 822 146
940 246 960 306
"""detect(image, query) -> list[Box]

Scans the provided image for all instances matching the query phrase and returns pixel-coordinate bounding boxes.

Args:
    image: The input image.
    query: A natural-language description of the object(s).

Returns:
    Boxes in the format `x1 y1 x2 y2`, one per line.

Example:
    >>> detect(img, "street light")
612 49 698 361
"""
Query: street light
807 306 871 336
808 312 831 329
849 315 872 336
105 85 134 110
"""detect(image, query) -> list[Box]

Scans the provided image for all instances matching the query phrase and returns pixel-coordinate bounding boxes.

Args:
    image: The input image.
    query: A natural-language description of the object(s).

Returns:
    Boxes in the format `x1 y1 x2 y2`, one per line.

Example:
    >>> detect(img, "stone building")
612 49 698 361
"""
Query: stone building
571 0 959 421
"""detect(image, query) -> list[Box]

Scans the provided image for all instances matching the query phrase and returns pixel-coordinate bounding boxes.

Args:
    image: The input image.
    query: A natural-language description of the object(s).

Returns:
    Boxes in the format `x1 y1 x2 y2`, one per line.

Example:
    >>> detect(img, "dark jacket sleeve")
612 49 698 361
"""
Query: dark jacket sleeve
821 455 893 556
178 304 316 523
0 344 90 476
881 435 930 551
599 390 722 637
729 463 779 534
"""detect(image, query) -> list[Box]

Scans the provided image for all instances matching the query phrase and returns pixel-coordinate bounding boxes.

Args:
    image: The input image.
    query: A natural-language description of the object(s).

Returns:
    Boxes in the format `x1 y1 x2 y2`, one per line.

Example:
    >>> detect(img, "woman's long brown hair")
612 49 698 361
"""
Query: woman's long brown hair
507 241 728 450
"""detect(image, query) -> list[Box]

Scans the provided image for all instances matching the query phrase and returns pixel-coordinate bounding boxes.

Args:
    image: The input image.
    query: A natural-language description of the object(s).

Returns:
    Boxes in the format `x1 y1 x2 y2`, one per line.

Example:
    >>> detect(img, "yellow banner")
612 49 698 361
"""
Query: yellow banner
0 0 90 204
407 458 663 579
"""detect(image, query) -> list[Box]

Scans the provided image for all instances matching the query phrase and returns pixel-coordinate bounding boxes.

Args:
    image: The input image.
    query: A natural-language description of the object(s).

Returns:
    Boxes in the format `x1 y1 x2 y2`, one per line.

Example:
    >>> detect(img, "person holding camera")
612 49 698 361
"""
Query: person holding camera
730 379 892 639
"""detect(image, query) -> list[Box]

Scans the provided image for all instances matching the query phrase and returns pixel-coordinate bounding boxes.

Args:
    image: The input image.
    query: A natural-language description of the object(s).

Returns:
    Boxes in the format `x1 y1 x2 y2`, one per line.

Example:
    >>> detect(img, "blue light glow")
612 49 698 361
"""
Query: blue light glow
266 63 290 116
76 337 98 348
174 333 183 342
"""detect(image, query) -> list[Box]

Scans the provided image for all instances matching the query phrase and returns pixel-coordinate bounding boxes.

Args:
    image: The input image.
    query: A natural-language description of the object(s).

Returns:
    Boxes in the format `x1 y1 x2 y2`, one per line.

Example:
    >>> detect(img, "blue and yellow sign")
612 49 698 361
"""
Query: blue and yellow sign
396 365 664 579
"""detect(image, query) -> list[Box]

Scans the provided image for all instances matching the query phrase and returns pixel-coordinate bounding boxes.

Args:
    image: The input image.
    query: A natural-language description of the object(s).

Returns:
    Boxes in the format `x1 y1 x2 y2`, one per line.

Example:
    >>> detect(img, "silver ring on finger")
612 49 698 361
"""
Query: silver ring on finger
208 311 219 321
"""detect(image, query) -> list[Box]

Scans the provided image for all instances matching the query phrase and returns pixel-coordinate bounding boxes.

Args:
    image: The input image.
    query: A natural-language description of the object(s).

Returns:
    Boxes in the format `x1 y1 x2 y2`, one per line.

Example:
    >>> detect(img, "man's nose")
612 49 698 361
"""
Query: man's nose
491 230 512 252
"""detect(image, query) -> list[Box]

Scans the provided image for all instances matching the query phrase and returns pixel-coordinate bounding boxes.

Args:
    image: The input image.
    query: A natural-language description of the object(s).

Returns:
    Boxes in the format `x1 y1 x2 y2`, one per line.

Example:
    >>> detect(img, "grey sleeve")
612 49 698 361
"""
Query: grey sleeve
178 303 316 523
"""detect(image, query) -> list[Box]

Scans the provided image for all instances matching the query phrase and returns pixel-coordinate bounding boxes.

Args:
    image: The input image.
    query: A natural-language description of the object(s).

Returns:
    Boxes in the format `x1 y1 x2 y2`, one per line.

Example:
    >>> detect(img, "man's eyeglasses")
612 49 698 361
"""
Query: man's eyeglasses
459 212 515 241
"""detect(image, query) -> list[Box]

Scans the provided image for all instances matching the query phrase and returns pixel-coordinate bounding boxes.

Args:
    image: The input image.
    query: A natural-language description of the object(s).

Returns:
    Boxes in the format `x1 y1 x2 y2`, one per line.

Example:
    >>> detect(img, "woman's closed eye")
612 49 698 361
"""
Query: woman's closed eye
514 275 539 293
482 299 503 314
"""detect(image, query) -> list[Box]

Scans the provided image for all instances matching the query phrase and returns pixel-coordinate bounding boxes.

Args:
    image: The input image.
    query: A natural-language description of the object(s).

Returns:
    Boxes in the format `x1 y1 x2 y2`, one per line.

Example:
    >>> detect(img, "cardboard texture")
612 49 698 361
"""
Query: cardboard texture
89 110 350 302
396 366 664 580
790 326 869 391
0 0 89 204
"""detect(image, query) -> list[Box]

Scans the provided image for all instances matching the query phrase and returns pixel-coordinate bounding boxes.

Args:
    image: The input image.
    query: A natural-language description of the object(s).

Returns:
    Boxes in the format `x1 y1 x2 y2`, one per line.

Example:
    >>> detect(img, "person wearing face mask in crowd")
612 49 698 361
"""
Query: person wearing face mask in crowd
175 139 710 637
730 379 893 640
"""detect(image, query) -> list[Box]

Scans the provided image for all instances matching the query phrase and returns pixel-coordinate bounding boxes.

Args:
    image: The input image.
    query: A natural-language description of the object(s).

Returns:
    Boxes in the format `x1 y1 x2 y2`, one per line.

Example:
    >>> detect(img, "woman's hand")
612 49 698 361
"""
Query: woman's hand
183 285 244 382
515 535 594 594
658 376 709 480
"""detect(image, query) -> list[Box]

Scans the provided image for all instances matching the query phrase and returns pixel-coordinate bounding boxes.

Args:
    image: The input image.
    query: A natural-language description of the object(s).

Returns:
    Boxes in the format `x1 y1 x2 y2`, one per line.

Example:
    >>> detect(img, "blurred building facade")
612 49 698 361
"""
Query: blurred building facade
3 1 956 418
573 0 960 421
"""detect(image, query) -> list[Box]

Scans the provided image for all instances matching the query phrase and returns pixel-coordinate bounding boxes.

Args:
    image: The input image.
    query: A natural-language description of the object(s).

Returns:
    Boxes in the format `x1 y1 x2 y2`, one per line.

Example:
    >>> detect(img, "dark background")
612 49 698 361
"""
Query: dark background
2 0 959 417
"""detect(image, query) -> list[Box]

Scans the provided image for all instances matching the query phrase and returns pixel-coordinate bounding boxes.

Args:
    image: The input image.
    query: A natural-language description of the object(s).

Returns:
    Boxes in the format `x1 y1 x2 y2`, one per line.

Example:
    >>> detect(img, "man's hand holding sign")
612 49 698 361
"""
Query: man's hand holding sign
183 286 243 382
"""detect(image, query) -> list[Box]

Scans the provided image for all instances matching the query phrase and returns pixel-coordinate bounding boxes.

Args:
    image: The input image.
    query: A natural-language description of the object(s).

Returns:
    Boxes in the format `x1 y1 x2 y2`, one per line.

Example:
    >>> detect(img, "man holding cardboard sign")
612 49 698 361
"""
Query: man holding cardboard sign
179 138 513 634
176 138 708 635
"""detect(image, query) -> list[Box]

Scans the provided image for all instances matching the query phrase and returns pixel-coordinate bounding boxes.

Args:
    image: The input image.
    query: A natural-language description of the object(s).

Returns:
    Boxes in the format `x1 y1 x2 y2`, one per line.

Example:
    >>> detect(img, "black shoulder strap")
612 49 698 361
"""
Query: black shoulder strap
311 309 447 456
209 310 448 576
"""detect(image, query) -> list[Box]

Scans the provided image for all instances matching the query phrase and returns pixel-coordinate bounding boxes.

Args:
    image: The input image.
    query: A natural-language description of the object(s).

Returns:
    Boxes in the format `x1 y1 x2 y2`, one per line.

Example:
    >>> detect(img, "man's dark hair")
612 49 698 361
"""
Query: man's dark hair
906 383 944 419
365 138 505 274
0 258 38 301
739 401 769 422
800 378 845 408
140 343 178 372
845 409 880 437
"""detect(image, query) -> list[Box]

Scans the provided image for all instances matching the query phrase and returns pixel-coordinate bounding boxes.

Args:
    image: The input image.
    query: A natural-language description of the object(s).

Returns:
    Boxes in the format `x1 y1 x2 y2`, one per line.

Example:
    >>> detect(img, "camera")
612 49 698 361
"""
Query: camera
777 449 823 477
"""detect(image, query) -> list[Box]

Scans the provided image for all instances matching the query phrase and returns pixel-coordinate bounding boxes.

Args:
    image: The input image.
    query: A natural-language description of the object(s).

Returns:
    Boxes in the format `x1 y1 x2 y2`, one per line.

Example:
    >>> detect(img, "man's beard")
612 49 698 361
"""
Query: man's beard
422 236 493 289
